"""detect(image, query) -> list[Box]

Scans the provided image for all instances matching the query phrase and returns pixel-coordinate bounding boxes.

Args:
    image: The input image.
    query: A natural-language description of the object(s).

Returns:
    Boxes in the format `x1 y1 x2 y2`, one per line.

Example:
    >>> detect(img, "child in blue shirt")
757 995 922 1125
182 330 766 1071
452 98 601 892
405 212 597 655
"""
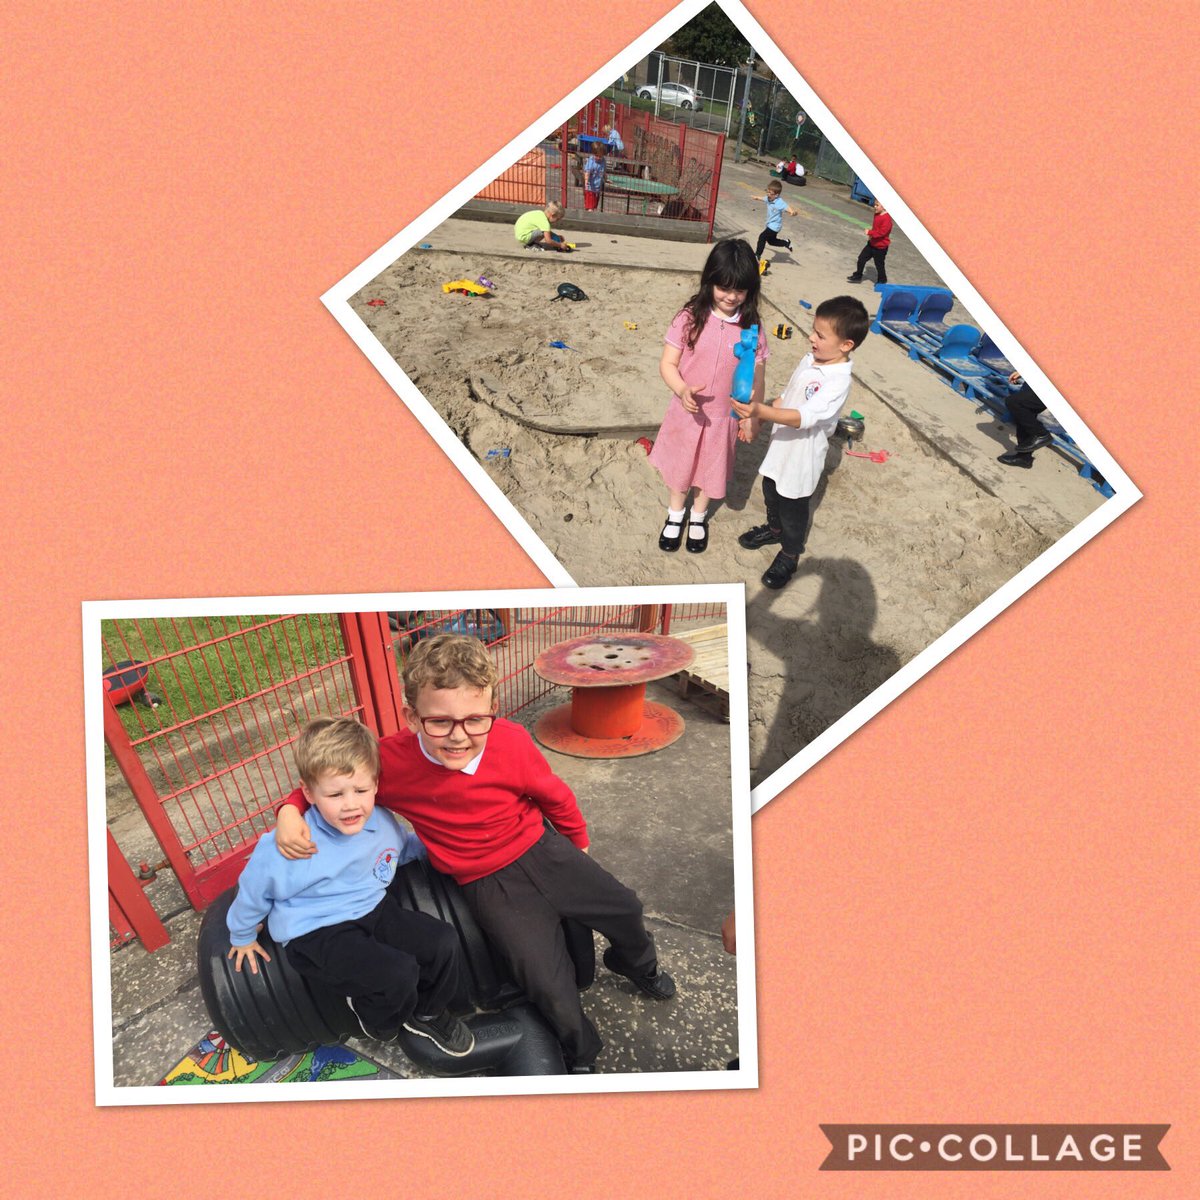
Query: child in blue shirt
226 716 474 1056
753 179 797 261
584 141 607 210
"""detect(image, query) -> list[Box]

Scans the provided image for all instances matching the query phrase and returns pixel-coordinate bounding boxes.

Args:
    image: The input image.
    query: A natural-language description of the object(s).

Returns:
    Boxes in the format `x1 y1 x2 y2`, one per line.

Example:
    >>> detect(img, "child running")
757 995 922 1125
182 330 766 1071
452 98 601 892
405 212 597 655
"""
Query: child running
647 238 768 554
732 294 870 589
751 179 797 261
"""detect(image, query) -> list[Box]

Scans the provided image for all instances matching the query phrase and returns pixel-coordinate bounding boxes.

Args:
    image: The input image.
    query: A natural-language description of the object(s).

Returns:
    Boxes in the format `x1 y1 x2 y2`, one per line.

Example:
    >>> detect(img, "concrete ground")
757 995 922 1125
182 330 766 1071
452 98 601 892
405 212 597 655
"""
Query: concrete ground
107 676 741 1087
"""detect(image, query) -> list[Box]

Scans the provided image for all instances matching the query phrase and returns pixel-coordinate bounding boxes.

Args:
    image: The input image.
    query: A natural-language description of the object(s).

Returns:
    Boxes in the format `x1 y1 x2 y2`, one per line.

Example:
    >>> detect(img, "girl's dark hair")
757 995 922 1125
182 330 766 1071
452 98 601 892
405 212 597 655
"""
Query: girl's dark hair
679 238 762 350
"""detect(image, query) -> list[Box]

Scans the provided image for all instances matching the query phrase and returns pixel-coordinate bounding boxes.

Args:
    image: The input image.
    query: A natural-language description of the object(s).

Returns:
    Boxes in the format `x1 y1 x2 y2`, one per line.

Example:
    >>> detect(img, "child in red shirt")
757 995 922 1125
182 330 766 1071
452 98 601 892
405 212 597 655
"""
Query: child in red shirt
847 199 893 285
274 633 675 1072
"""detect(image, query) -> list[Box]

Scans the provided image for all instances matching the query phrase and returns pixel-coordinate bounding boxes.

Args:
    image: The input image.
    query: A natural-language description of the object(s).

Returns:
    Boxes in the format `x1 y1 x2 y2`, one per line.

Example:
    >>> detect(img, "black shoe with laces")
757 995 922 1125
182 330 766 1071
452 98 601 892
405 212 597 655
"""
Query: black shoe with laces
402 1011 475 1057
738 523 782 550
1015 431 1053 453
762 550 800 589
997 451 1035 468
602 947 677 1000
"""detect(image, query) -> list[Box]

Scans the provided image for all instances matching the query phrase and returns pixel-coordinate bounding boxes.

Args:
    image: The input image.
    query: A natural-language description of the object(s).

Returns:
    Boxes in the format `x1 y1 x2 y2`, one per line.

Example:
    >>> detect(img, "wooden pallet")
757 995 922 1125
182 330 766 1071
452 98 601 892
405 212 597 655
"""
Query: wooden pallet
670 624 729 722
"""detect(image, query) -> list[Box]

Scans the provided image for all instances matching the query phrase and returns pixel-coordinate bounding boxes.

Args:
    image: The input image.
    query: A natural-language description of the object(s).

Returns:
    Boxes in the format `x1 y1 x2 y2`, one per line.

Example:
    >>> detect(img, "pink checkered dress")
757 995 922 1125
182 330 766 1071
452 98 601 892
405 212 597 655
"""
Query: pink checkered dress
647 308 768 499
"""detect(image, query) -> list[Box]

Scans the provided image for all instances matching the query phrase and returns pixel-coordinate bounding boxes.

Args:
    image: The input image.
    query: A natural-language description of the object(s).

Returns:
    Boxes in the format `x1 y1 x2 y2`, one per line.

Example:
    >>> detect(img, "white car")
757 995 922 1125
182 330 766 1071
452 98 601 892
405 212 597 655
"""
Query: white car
636 82 704 110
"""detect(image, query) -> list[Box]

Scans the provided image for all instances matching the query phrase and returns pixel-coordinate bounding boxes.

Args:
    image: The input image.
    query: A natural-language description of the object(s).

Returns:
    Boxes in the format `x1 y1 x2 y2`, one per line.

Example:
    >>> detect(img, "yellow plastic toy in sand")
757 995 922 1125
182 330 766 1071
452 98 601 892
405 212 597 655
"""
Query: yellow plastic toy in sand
442 279 492 296
623 321 638 331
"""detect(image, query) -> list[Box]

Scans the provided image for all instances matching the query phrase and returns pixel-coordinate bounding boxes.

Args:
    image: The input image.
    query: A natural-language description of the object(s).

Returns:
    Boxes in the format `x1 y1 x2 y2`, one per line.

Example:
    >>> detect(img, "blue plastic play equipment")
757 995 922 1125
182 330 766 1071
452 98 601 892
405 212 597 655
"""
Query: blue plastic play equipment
865 284 1114 497
850 175 875 205
729 324 758 417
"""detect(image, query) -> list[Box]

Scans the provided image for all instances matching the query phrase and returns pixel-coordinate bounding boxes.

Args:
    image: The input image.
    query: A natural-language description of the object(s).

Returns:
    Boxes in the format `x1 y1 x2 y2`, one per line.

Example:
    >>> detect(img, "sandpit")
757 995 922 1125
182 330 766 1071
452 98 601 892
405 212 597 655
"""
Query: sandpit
353 246 1053 786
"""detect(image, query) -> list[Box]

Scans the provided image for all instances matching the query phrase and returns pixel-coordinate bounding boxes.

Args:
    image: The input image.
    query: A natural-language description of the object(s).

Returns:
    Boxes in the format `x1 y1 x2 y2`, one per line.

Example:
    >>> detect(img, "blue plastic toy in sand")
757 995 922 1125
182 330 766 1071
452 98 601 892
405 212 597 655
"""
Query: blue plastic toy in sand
548 339 578 352
729 325 759 417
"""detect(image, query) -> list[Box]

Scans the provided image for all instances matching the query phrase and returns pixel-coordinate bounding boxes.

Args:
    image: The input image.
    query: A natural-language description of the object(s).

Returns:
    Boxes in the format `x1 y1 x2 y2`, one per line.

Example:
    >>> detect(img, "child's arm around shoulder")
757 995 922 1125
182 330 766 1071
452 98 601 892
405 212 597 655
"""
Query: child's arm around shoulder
511 722 590 851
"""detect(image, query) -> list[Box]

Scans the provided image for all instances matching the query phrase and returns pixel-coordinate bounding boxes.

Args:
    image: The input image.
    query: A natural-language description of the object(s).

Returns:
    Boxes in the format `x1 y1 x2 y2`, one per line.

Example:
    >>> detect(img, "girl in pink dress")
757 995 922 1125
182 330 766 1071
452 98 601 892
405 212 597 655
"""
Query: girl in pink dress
647 239 768 553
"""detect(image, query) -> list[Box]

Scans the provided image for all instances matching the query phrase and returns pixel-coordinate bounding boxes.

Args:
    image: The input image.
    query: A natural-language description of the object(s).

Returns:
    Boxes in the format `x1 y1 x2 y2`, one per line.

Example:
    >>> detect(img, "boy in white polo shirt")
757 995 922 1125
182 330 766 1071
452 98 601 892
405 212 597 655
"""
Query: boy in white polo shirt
732 294 870 589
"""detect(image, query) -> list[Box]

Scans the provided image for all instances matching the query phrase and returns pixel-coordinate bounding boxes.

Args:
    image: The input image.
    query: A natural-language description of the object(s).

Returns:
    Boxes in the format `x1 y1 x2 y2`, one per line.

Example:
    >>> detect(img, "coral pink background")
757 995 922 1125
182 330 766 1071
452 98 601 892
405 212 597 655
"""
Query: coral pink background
3 3 1195 1194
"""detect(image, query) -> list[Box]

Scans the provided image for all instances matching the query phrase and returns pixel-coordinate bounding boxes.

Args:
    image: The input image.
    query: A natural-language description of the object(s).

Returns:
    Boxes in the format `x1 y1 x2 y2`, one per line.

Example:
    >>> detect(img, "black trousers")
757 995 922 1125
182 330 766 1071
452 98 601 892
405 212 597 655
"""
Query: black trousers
762 475 810 556
462 828 657 1068
755 226 790 257
1007 382 1047 444
854 243 888 283
285 894 464 1034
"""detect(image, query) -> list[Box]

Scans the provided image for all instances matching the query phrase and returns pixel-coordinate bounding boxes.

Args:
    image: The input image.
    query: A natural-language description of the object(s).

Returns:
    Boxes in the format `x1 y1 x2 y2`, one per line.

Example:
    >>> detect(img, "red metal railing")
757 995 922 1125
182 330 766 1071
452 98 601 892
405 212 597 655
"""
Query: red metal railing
474 99 724 239
104 604 728 947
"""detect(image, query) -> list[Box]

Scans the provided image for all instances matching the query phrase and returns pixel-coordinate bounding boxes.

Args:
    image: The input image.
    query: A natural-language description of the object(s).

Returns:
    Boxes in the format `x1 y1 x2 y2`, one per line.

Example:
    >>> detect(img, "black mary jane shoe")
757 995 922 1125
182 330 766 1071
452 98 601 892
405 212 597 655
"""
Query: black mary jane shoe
685 511 710 554
658 512 685 552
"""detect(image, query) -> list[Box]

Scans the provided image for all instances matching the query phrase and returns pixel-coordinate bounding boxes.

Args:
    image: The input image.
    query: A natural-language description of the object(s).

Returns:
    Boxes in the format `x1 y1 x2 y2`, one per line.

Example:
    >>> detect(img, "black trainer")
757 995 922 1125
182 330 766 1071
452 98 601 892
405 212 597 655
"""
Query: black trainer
345 997 400 1043
762 550 800 589
846 273 864 282
738 523 782 550
997 451 1034 468
402 1011 475 1057
1015 431 1053 453
603 947 676 1000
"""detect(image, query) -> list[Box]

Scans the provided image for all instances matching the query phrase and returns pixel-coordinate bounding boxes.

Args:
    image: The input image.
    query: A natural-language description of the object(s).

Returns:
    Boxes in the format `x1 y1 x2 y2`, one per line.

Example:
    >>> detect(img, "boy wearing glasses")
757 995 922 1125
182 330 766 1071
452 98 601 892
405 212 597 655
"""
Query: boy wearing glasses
274 633 674 1073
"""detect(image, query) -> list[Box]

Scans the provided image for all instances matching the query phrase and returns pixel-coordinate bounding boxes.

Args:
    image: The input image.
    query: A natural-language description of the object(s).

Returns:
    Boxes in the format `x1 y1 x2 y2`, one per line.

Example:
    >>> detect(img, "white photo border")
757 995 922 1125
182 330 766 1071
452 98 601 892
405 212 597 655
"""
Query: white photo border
320 0 1141 812
86 582 755 1105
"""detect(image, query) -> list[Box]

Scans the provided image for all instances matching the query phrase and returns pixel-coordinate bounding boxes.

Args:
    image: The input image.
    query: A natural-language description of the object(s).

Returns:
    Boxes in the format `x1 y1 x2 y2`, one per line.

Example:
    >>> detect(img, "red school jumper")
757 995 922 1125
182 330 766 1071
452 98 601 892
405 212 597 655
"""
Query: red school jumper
278 719 590 883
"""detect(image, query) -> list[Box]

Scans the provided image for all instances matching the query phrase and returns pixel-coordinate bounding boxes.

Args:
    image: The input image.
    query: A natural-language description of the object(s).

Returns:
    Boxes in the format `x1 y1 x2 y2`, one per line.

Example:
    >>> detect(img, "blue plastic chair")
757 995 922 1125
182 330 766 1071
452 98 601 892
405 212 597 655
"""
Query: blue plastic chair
874 289 922 342
973 333 1015 378
917 292 954 338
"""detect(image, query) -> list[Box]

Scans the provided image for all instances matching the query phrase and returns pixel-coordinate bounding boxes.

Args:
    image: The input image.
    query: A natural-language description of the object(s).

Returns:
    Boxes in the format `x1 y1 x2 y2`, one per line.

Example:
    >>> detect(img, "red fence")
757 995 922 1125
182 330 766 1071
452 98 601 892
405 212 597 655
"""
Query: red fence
474 98 724 240
104 603 726 946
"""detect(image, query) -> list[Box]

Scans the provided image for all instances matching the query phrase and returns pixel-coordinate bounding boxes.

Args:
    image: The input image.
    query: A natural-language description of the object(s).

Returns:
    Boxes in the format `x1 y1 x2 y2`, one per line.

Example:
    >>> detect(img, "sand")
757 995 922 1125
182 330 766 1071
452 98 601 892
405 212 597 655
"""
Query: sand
349 171 1105 788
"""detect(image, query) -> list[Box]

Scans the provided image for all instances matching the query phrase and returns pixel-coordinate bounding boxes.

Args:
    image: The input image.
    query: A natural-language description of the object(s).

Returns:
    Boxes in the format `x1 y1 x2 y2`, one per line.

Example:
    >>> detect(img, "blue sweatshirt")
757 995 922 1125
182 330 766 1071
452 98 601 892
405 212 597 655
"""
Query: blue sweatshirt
226 807 426 946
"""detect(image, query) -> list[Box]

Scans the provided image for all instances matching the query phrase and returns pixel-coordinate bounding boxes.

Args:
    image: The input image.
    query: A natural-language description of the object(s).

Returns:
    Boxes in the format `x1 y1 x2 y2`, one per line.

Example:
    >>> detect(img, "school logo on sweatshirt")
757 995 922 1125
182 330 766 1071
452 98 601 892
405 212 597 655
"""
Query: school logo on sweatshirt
805 381 822 402
373 847 400 884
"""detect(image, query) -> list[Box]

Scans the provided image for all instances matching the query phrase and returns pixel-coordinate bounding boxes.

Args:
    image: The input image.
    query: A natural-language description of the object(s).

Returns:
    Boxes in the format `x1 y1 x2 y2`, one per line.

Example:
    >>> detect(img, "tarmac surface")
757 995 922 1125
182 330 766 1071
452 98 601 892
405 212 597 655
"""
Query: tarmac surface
106 674 743 1088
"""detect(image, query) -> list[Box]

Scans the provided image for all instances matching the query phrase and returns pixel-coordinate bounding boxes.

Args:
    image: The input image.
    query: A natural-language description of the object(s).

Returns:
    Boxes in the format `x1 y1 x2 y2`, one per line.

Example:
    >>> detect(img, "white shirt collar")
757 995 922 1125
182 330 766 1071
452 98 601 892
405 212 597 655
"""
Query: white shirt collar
416 733 485 774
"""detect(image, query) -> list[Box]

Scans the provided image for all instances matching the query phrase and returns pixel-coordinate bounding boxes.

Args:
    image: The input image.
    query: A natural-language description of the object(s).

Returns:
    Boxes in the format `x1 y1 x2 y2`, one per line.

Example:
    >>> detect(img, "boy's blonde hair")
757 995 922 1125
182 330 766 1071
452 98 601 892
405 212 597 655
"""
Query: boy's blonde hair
403 633 499 708
294 717 380 785
546 201 564 218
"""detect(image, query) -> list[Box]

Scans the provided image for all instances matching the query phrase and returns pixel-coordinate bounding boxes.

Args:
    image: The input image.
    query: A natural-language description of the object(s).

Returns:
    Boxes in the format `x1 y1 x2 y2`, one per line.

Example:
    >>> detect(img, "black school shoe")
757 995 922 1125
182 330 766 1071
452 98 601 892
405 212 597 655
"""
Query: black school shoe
658 512 685 552
846 273 864 282
762 550 800 589
402 1011 475 1057
685 511 709 553
1015 431 1053 453
603 947 677 1000
997 451 1035 468
738 523 782 550
346 997 400 1043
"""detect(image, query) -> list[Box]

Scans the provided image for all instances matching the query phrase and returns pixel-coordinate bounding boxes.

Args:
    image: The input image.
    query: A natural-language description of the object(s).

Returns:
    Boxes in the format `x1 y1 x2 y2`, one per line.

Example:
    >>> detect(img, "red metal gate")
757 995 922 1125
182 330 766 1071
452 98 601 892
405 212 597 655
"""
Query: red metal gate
103 603 727 945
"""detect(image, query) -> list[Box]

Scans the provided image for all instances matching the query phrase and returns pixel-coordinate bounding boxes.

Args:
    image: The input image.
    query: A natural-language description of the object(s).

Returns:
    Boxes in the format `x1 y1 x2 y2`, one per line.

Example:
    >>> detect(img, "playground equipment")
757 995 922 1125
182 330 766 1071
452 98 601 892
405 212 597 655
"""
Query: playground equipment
442 279 492 297
531 632 694 759
103 660 161 708
868 283 1113 497
197 858 596 1076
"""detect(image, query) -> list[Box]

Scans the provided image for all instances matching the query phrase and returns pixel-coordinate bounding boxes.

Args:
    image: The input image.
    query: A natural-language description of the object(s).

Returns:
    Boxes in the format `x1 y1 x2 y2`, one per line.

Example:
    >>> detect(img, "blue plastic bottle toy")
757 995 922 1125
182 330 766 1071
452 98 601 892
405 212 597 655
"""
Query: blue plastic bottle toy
730 324 758 417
